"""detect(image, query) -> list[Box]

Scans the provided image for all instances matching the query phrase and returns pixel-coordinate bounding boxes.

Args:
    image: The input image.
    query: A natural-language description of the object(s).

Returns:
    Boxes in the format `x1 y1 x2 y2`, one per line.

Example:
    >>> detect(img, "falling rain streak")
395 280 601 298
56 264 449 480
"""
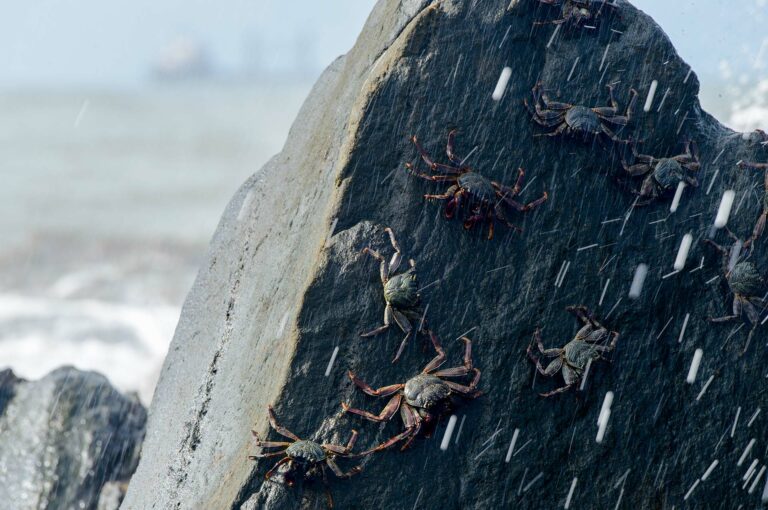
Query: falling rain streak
674 234 694 271
628 264 648 299
714 190 736 228
440 415 458 451
492 67 513 101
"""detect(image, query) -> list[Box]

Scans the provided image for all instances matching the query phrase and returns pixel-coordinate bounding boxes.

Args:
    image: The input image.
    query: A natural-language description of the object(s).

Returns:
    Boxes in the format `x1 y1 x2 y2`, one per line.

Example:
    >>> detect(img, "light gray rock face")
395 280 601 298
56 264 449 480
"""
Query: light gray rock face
0 367 145 510
124 1 768 509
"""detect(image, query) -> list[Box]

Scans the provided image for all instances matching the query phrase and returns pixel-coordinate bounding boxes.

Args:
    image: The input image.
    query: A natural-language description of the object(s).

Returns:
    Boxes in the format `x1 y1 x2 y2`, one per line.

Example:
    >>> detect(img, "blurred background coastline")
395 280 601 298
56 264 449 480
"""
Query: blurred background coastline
0 0 764 403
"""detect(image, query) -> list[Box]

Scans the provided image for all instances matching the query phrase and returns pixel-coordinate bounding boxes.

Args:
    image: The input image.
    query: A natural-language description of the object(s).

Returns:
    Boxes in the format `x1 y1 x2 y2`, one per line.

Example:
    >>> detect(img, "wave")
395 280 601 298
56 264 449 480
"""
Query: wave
0 293 179 403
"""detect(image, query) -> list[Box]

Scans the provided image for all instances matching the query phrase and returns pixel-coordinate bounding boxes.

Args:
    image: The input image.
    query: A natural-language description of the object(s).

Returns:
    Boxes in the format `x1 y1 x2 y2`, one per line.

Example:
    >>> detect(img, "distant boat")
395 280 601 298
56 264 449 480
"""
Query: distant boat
151 36 213 82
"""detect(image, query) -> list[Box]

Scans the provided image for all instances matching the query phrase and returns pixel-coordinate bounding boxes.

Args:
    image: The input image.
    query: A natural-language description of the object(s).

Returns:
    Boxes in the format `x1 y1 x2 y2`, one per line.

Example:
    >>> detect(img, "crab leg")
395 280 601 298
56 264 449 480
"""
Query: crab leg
421 330 447 373
383 227 402 274
621 161 652 177
445 188 465 219
709 296 743 323
501 191 549 212
600 124 630 144
444 368 482 395
361 424 417 455
750 212 767 248
391 310 414 363
739 163 768 245
446 129 463 165
360 304 392 338
405 163 460 182
323 430 359 456
493 205 524 233
326 457 362 479
530 102 569 121
628 144 656 164
702 238 729 258
463 212 485 230
486 213 495 240
535 122 569 138
249 450 288 460
537 89 573 111
540 384 574 398
738 161 768 171
398 405 424 451
531 328 563 356
528 353 563 378
362 247 389 283
250 431 291 449
430 336 473 376
527 110 567 127
267 406 301 441
410 136 464 174
533 17 569 26
347 371 404 397
264 456 292 480
424 184 458 202
341 393 403 422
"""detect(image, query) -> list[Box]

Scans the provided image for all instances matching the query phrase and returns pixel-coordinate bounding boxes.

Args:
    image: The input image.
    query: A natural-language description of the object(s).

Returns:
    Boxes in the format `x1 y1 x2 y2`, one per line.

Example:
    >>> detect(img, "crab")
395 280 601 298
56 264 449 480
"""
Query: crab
534 0 619 28
248 405 366 508
341 331 481 453
360 228 429 363
527 306 619 397
621 140 701 205
525 82 638 144
739 160 768 241
748 129 768 145
405 130 548 239
703 229 767 353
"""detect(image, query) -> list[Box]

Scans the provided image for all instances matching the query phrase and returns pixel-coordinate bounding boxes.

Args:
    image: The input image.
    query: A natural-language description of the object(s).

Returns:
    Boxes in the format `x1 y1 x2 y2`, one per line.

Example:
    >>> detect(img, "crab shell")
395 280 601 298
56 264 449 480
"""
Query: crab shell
285 440 326 464
403 374 452 410
729 262 765 297
383 267 419 309
564 325 612 369
566 4 592 19
457 172 497 203
652 158 687 190
564 106 602 135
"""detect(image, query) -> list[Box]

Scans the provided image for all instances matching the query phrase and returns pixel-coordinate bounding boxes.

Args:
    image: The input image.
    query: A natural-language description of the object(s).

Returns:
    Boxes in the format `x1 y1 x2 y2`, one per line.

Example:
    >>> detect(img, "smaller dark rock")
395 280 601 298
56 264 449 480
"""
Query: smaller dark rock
0 367 146 510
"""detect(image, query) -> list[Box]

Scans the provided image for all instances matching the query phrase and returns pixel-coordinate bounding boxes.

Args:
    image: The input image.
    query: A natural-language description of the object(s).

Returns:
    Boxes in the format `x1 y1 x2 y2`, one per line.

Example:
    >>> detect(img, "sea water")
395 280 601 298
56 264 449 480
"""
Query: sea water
0 83 309 402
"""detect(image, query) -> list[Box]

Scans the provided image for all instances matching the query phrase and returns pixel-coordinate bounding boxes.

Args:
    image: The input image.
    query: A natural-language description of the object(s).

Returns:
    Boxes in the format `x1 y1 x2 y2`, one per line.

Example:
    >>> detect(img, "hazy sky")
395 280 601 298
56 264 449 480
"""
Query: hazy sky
0 0 765 88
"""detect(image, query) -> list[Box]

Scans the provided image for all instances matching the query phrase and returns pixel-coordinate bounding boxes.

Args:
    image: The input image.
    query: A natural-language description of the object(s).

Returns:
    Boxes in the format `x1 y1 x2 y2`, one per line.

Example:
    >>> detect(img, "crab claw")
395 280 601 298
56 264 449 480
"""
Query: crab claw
340 402 350 413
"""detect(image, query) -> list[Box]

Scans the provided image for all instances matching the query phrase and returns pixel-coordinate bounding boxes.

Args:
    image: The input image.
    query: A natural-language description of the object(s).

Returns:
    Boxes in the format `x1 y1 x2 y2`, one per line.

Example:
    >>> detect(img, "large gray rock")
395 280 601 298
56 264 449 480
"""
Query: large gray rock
0 367 146 510
123 1 768 509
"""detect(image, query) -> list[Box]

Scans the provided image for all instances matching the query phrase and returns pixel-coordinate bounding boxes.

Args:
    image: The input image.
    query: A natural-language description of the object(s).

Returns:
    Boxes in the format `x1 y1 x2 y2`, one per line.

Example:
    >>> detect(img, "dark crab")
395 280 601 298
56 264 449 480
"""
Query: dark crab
621 140 701 205
249 406 366 508
341 331 481 453
527 306 619 397
534 0 619 28
525 82 638 144
360 228 428 363
739 160 768 240
703 228 767 353
406 130 548 239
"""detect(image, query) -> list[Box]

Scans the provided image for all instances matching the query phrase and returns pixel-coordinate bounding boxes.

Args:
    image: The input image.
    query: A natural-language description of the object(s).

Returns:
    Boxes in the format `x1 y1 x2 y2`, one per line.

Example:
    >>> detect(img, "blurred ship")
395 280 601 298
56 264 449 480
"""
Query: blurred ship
151 36 213 82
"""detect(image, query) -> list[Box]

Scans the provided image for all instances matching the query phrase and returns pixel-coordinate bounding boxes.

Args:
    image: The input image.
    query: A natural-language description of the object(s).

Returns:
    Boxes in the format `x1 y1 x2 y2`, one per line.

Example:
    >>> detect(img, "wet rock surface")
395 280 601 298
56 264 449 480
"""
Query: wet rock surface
0 367 146 510
124 1 768 509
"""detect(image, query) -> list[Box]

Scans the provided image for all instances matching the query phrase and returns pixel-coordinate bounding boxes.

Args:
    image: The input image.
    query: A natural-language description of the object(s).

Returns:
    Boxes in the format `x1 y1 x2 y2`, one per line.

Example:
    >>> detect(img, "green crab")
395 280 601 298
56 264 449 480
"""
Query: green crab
360 228 427 362
703 227 767 353
249 406 366 508
527 306 619 397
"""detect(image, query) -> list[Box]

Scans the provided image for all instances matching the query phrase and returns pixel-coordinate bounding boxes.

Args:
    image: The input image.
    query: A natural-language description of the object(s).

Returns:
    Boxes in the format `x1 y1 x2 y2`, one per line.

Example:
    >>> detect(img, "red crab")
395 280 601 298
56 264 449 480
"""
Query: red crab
405 130 548 239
